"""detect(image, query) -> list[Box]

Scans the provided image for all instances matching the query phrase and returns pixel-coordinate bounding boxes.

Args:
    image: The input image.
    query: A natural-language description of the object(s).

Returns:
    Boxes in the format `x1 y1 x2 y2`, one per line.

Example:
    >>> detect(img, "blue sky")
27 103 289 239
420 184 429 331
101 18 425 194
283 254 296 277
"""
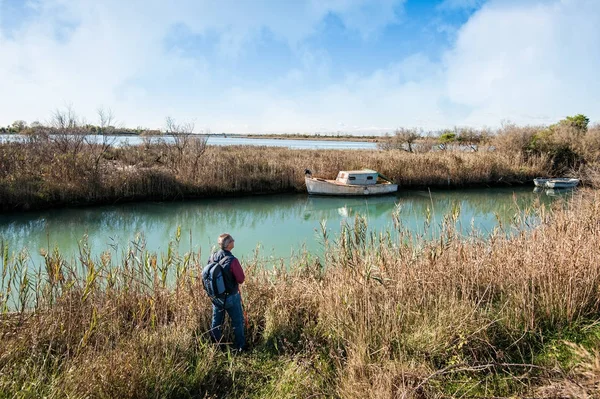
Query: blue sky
0 0 599 133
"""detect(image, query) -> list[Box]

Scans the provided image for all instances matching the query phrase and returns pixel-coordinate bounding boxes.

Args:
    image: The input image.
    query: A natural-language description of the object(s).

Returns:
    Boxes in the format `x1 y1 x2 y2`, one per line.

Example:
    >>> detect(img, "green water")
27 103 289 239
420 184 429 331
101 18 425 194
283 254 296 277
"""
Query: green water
0 187 565 267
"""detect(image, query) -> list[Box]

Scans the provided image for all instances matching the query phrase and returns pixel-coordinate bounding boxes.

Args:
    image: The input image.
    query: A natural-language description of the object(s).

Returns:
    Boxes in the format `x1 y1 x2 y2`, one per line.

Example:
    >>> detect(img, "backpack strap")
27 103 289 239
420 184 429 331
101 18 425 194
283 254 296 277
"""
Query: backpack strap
212 296 227 309
218 255 235 284
216 255 234 293
209 253 233 266
218 256 230 266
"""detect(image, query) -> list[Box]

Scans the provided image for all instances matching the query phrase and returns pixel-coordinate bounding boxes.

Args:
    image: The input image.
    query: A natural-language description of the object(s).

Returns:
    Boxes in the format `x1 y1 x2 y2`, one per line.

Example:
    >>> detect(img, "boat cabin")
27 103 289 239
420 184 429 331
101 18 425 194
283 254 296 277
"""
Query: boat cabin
335 169 378 185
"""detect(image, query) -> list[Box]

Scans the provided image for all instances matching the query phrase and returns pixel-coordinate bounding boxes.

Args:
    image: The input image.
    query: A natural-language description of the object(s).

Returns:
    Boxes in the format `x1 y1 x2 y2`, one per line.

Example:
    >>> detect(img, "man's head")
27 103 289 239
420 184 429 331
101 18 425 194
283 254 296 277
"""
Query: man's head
218 233 235 251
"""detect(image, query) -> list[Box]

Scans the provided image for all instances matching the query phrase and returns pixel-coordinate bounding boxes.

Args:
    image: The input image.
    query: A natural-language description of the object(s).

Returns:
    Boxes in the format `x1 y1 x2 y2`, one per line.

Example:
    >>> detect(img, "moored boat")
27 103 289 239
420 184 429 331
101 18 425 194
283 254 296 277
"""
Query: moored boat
305 169 398 196
533 177 580 189
533 177 551 187
545 178 580 189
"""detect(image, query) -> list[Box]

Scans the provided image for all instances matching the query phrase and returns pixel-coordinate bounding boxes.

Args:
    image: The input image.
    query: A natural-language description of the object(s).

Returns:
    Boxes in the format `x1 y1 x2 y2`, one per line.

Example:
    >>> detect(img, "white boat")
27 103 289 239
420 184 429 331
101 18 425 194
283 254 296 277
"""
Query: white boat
545 178 579 189
533 177 580 188
533 177 551 187
305 169 398 196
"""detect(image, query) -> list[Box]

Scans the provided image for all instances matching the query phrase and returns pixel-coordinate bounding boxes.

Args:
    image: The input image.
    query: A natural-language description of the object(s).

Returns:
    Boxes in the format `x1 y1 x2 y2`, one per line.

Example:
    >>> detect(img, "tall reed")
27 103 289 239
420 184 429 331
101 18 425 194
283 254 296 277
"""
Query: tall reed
0 138 548 211
1 190 599 397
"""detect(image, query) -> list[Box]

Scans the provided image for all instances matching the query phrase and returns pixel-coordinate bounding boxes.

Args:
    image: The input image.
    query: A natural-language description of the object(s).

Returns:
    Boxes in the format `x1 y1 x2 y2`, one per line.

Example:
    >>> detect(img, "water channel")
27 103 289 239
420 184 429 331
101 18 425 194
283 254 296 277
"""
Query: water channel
0 187 564 267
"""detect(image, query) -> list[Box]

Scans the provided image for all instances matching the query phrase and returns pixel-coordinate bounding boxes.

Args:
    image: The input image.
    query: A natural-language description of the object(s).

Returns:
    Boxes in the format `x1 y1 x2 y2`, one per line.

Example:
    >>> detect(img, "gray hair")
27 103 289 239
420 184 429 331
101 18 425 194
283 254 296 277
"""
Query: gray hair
218 233 234 250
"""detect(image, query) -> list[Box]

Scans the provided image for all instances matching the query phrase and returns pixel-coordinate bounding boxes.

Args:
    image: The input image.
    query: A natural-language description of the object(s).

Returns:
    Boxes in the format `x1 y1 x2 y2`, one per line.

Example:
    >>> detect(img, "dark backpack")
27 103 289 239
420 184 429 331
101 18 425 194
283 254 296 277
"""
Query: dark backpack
202 256 232 301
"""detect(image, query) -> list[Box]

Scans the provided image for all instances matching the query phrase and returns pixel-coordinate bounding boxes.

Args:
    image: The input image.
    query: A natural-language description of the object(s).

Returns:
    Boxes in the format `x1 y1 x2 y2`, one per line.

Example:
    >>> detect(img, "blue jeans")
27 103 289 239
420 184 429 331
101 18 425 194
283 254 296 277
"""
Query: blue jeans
210 292 245 350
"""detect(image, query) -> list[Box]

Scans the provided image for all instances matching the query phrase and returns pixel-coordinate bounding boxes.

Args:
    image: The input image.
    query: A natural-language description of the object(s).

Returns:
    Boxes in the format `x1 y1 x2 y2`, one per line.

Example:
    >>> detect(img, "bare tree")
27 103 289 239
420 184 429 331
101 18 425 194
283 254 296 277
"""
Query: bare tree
378 128 421 152
164 117 207 174
88 107 118 178
189 134 208 181
165 116 194 153
395 128 421 153
51 104 79 130
49 105 86 155
97 107 116 135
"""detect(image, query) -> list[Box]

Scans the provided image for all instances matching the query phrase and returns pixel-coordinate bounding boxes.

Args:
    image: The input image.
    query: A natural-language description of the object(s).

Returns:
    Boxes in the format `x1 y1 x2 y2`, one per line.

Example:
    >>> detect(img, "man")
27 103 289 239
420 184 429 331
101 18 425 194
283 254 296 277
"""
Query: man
208 233 246 351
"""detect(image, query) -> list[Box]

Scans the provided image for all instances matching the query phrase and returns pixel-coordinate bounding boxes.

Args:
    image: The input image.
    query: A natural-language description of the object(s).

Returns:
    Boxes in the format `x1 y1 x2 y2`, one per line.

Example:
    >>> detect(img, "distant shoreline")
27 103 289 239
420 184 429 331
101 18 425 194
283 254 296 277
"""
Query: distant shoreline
0 130 383 142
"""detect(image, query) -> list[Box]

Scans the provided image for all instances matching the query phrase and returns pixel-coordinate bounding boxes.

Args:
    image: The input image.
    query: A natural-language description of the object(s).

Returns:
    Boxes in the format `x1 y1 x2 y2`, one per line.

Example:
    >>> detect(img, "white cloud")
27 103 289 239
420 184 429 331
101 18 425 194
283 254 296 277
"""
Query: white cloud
0 0 599 133
0 0 405 130
445 0 600 125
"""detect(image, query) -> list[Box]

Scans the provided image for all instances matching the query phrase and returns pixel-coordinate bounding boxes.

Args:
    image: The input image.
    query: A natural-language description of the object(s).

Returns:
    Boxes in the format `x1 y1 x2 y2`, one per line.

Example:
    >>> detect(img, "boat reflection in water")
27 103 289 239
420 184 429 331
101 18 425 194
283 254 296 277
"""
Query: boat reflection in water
303 195 399 221
337 205 349 217
533 186 577 197
1 187 559 265
545 188 577 197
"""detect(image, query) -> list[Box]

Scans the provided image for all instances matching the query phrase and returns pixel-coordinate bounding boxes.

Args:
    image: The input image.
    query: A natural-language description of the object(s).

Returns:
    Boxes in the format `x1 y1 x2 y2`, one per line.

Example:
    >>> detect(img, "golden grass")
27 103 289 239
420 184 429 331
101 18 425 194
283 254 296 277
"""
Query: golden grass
1 187 600 397
0 137 548 211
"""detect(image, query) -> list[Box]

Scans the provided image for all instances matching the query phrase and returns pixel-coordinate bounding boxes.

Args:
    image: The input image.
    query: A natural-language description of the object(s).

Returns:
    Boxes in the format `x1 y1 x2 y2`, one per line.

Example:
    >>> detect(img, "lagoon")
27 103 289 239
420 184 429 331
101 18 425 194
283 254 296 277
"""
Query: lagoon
0 187 560 266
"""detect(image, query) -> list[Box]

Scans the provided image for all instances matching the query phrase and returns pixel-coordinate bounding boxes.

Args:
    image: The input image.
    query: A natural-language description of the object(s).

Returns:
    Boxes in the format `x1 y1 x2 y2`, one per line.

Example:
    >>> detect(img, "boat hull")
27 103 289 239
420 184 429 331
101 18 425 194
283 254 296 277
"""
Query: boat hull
306 177 398 196
545 178 579 189
534 177 579 188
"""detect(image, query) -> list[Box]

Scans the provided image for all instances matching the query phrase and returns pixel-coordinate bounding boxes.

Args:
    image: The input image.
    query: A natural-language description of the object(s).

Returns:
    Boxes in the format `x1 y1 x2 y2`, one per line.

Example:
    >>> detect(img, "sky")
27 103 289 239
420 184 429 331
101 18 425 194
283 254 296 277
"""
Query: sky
0 0 599 134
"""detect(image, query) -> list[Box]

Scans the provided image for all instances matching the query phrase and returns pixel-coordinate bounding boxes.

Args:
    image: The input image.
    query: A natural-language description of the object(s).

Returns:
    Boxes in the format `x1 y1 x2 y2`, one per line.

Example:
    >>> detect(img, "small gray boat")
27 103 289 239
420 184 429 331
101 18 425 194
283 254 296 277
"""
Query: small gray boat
534 177 579 188
533 177 551 187
545 178 580 189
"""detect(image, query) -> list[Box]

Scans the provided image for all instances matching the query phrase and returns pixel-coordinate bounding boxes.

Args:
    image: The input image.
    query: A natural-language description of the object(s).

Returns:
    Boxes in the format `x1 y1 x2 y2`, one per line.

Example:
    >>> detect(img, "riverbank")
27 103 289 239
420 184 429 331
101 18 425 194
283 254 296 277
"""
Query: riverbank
1 189 599 398
0 138 547 212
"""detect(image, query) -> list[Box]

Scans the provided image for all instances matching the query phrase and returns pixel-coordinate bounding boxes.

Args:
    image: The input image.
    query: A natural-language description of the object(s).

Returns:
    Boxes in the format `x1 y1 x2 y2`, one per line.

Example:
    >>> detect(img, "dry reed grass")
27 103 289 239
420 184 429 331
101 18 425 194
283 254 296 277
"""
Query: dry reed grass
1 187 599 397
5 116 600 213
0 137 548 212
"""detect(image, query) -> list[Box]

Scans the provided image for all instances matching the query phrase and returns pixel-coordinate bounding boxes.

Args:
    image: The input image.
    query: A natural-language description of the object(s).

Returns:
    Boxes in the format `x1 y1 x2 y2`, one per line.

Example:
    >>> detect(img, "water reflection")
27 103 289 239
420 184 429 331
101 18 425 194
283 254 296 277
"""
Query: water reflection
0 187 556 263
303 195 398 220
544 188 577 197
533 186 577 197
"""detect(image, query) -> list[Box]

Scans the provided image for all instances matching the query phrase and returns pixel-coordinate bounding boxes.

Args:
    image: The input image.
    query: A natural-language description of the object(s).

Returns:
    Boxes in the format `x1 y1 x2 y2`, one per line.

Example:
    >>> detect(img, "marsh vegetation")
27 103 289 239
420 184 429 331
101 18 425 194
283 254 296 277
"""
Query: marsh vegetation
1 189 599 397
2 111 600 397
2 111 599 212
